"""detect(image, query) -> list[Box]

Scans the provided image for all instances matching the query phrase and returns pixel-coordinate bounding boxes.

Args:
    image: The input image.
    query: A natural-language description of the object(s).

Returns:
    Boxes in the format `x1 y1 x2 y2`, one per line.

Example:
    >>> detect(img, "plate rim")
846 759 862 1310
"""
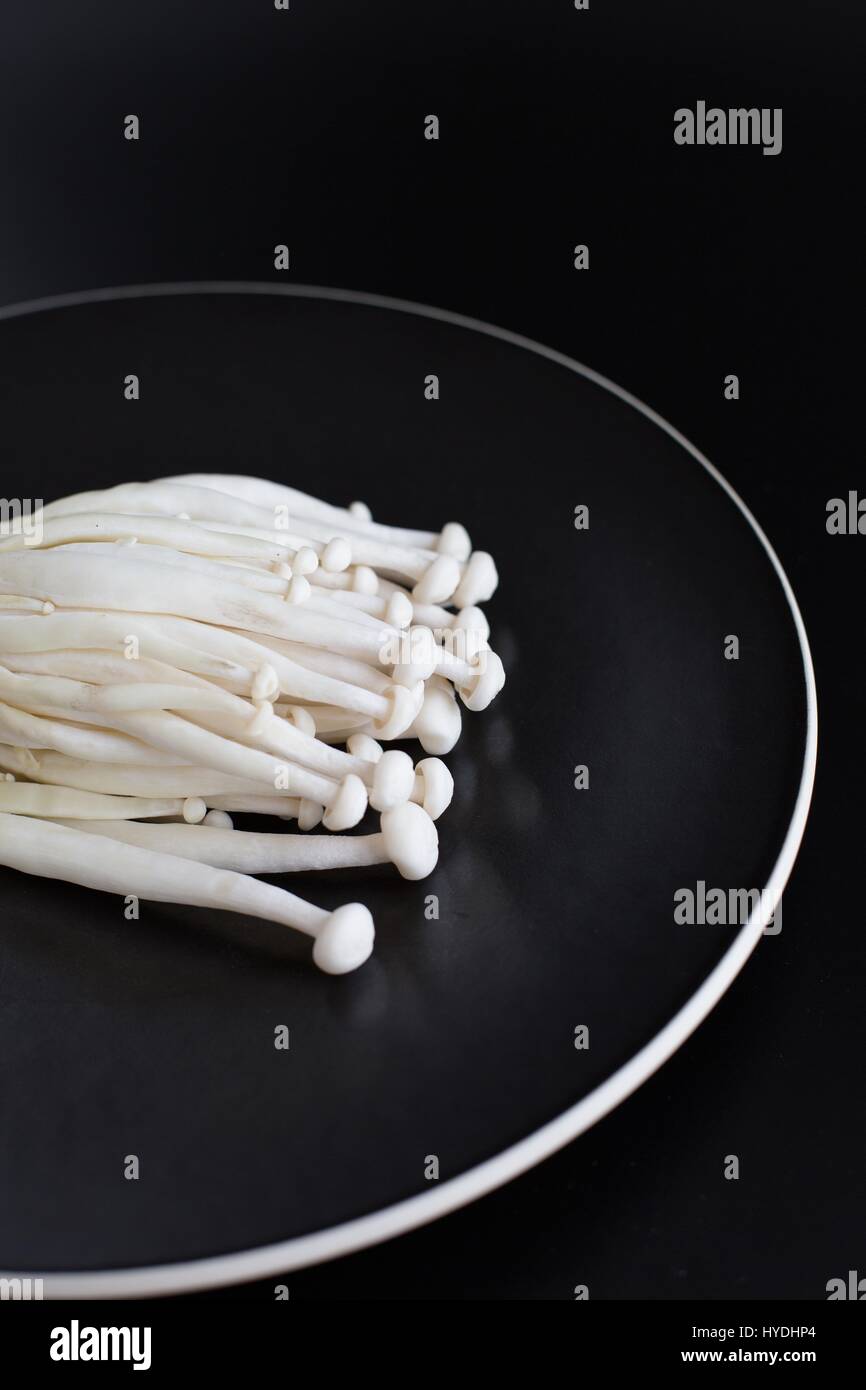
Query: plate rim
0 279 818 1298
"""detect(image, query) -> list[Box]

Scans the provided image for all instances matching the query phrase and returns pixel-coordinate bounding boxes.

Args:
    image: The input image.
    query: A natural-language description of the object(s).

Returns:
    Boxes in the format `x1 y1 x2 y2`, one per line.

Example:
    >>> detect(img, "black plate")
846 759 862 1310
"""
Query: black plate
0 285 815 1293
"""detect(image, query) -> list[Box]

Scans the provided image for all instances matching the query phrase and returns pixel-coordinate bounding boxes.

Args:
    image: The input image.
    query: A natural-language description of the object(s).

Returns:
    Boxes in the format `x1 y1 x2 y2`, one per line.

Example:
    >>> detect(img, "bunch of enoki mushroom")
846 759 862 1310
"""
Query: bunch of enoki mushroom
0 475 504 974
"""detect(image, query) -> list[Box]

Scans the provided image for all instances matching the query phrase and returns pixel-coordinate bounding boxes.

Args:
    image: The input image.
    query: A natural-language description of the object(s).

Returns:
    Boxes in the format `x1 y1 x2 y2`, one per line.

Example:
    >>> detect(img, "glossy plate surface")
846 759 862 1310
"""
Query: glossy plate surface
0 285 815 1294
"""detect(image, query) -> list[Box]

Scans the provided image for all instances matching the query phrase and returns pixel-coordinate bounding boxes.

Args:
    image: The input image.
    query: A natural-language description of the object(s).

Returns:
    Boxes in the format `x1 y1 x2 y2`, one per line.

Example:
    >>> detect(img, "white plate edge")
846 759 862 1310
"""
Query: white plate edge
0 279 818 1298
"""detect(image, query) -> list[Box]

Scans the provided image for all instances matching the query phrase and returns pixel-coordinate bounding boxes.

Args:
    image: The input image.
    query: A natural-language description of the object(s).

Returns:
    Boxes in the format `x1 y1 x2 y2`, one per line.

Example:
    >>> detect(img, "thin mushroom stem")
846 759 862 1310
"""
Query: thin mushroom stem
189 520 350 571
0 748 287 800
0 700 180 765
86 709 358 815
222 514 464 597
186 692 424 798
0 745 39 777
203 794 310 819
0 647 258 700
39 480 298 531
0 594 54 613
243 636 393 693
54 800 439 880
0 550 399 663
309 673 463 754
167 620 398 719
54 541 293 595
313 584 414 629
300 567 379 596
29 481 347 574
0 663 249 720
0 606 398 727
0 813 374 974
164 472 473 559
18 611 396 717
393 632 507 712
0 657 415 802
57 544 402 634
1 509 298 566
0 783 194 821
177 514 484 604
0 679 358 820
280 704 369 734
0 611 255 686
320 576 490 646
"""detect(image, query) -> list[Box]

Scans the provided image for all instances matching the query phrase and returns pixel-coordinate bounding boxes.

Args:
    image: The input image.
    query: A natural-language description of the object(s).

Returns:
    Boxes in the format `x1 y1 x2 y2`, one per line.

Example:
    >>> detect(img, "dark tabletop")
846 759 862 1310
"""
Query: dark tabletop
0 0 859 1298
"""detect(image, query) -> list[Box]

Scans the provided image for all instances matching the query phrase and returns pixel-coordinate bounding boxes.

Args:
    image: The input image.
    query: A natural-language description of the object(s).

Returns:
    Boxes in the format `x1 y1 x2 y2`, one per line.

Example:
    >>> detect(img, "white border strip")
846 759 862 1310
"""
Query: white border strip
0 281 818 1298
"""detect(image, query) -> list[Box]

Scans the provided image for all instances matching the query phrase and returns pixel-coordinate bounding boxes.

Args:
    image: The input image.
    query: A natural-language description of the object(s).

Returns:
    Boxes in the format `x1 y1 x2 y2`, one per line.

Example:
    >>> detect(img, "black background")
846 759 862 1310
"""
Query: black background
0 1 861 1299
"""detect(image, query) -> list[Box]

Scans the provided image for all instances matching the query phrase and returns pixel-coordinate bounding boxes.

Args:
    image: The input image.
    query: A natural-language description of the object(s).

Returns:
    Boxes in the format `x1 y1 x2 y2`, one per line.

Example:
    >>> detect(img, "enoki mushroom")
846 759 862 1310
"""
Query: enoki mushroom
0 475 505 973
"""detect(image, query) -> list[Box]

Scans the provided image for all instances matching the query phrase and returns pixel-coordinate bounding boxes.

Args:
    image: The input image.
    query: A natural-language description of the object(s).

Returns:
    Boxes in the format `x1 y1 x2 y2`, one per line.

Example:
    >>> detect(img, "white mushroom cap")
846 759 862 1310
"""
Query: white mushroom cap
322 537 352 572
412 554 460 605
415 757 454 820
459 649 506 712
386 591 413 628
437 521 472 561
287 574 311 604
298 799 324 830
374 682 423 739
414 676 462 755
284 704 316 736
391 625 438 686
453 605 490 643
351 564 378 595
453 550 498 607
322 773 367 830
293 546 319 576
346 732 383 763
381 802 439 880
251 662 279 701
370 749 415 812
312 902 375 974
